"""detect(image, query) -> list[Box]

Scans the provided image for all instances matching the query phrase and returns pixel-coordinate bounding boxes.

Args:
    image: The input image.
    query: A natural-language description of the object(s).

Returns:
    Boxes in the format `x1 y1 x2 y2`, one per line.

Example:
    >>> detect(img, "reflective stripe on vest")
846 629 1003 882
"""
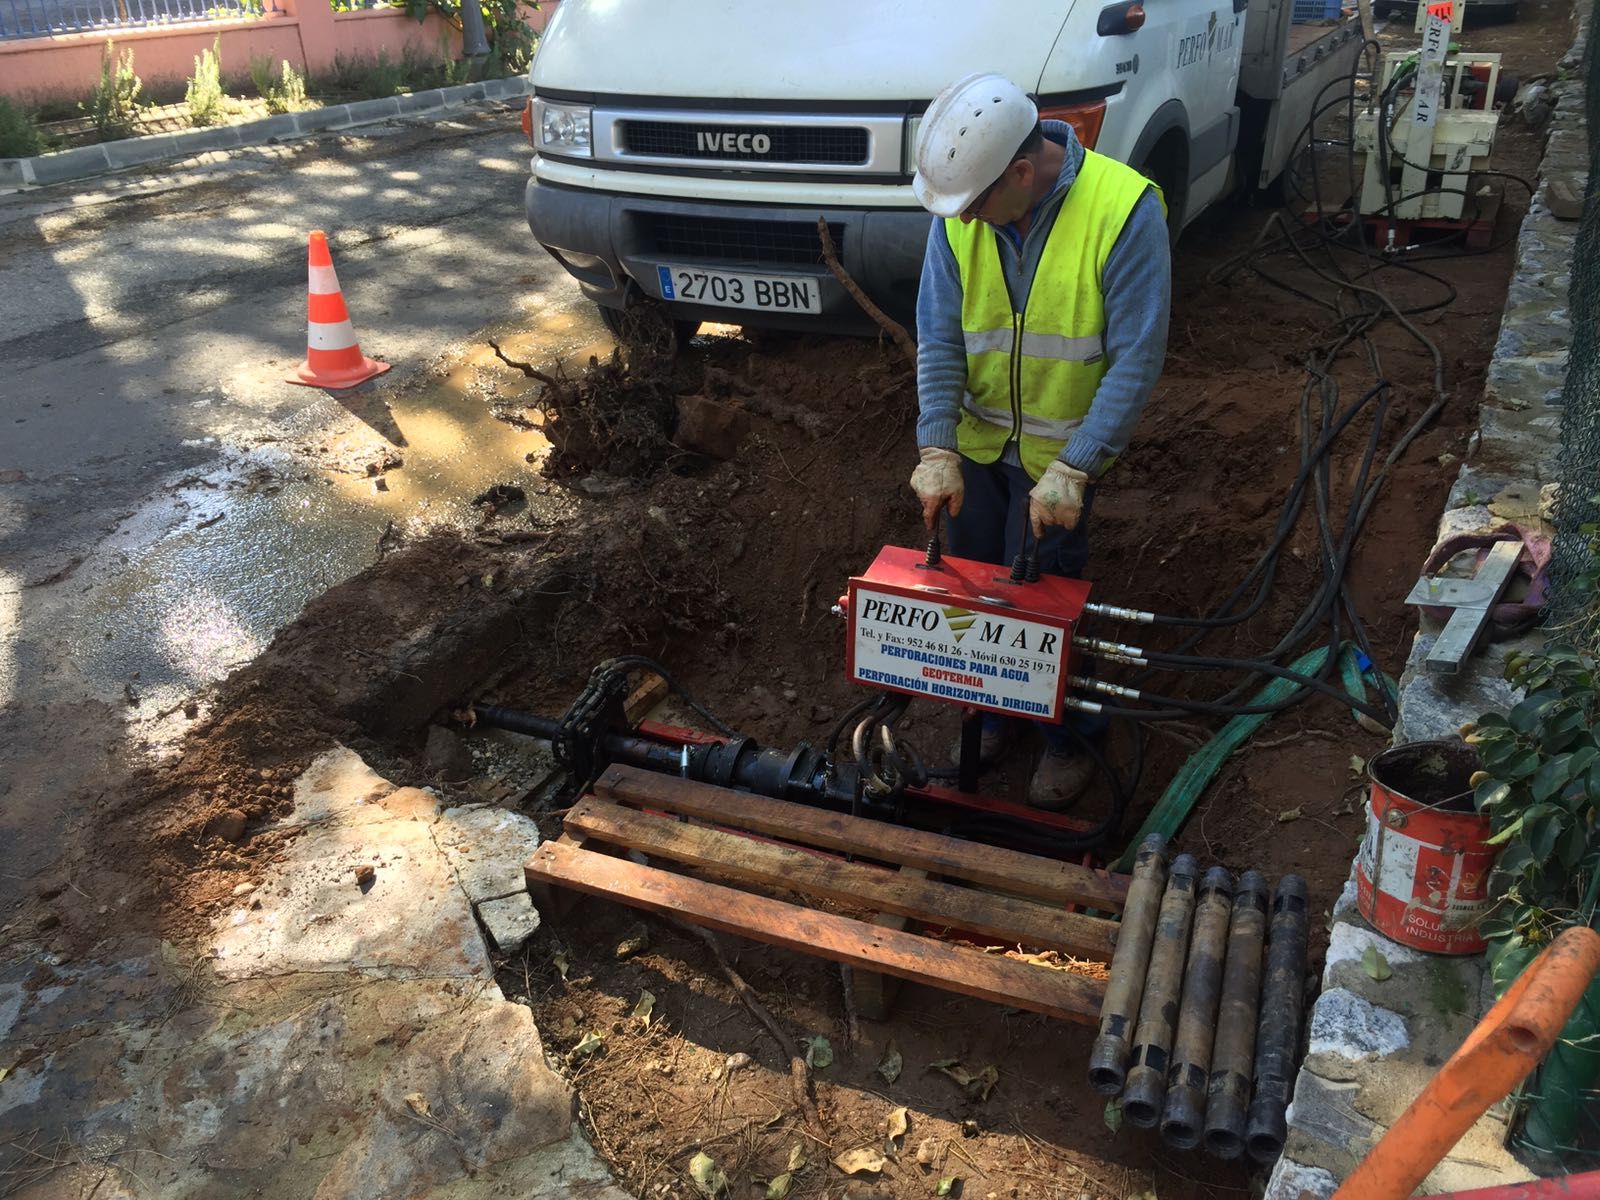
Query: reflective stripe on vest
946 149 1161 480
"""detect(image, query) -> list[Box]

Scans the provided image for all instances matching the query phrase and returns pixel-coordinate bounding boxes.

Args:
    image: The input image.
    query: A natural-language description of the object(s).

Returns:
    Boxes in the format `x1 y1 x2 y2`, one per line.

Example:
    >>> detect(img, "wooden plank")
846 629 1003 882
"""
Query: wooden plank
853 867 927 1022
525 830 588 918
528 840 1107 1024
593 765 1129 913
566 799 1118 960
623 674 670 725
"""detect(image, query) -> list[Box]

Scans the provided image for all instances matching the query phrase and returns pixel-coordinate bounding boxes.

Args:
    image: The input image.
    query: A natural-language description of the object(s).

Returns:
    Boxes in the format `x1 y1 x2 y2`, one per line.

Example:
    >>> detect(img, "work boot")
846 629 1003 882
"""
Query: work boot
1027 748 1096 811
948 718 1009 767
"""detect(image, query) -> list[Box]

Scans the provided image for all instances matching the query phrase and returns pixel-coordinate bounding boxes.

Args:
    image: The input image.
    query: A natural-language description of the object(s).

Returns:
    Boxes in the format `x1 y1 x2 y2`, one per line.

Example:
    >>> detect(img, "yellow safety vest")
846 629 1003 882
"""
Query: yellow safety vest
946 149 1161 480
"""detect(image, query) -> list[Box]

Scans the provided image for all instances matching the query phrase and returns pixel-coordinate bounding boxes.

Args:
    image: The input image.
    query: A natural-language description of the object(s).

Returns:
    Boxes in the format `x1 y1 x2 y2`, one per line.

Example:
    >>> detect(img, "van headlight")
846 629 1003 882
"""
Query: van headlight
535 100 593 157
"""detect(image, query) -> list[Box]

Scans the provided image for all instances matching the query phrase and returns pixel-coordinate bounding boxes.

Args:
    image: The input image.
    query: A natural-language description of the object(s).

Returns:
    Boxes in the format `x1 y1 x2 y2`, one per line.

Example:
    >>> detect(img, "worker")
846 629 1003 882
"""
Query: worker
908 73 1171 810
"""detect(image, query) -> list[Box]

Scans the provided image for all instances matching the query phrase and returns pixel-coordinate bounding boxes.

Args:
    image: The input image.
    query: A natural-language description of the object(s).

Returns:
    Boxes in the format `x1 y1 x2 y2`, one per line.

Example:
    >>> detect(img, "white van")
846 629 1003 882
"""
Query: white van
522 0 1363 335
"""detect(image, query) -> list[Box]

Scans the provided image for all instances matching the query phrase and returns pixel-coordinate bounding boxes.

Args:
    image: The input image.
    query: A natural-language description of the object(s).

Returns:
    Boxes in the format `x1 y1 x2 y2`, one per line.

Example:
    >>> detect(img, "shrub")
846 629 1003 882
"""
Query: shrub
0 97 44 158
84 41 143 137
186 38 225 127
251 56 308 113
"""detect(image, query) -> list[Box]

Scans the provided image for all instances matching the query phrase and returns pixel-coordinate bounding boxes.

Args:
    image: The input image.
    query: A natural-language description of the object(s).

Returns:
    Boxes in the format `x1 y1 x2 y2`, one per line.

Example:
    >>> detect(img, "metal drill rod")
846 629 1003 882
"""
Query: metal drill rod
1203 870 1270 1160
1160 866 1235 1150
1245 875 1310 1164
1087 834 1170 1095
1121 854 1200 1127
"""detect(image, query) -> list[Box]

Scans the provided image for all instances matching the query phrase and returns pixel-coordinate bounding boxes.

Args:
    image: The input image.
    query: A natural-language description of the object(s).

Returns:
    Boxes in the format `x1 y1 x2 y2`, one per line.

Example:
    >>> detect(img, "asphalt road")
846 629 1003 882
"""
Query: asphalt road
0 104 597 911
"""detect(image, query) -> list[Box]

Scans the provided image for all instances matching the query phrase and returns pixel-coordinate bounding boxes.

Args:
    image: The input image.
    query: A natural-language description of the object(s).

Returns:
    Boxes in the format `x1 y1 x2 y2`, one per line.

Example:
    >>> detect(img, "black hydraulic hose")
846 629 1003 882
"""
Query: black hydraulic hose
1136 651 1388 715
595 654 739 736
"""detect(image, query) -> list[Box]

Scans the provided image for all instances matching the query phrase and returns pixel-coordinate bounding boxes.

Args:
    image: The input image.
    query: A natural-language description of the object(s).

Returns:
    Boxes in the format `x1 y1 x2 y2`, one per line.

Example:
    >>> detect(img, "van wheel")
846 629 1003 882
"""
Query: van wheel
1136 137 1188 245
597 303 699 353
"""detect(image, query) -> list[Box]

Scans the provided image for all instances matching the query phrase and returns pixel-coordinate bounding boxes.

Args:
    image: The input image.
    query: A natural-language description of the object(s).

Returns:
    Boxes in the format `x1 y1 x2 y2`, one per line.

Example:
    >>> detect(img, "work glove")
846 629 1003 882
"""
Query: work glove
910 447 964 528
1029 460 1091 536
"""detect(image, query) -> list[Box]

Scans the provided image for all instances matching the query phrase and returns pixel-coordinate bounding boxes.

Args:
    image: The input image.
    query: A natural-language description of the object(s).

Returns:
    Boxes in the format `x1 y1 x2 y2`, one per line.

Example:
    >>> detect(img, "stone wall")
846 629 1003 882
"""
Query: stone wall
1264 5 1590 1194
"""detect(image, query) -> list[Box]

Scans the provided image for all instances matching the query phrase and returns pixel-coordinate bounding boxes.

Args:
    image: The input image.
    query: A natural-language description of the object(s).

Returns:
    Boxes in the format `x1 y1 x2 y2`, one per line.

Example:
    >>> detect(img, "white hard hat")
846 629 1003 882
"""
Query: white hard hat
912 73 1039 218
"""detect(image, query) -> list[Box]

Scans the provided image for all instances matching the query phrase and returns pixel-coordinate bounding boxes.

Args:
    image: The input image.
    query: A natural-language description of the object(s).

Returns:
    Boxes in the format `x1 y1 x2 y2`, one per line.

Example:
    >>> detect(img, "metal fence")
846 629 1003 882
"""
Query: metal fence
0 0 267 40
1547 0 1600 642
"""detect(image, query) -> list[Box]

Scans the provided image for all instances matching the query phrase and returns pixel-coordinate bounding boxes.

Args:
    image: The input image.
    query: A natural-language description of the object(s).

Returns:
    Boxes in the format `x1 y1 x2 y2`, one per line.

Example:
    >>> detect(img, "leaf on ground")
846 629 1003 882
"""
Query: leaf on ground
1348 754 1368 777
786 1144 807 1172
404 1092 431 1118
804 1034 833 1070
915 1137 939 1166
876 1040 903 1084
631 989 656 1026
765 1173 793 1199
833 1146 887 1175
1277 806 1304 824
689 1150 727 1197
936 1177 959 1196
931 1060 998 1101
886 1106 909 1145
1362 945 1393 981
1103 1099 1123 1134
971 1065 999 1101
572 1031 605 1057
552 951 571 981
0 1066 8 1085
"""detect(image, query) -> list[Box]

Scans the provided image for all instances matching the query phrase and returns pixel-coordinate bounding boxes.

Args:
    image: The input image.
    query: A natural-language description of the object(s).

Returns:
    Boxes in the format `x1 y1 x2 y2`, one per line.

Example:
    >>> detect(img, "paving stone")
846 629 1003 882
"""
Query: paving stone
1473 405 1562 476
1263 1159 1338 1200
436 804 543 902
0 159 28 188
104 135 180 169
1485 352 1568 412
478 892 541 953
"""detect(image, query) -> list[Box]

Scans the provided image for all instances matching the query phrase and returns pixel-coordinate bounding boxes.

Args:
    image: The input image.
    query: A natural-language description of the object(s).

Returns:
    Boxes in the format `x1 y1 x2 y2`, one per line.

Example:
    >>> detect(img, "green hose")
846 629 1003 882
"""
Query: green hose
1110 643 1393 873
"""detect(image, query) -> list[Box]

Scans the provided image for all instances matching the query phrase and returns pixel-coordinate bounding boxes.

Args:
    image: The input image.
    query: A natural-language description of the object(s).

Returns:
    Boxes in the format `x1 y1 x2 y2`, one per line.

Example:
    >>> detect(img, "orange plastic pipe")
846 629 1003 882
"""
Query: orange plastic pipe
1333 927 1600 1200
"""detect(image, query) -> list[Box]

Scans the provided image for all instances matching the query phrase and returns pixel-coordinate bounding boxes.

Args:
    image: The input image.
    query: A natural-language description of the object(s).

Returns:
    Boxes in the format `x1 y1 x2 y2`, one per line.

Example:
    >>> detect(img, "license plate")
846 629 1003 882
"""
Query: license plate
656 265 821 314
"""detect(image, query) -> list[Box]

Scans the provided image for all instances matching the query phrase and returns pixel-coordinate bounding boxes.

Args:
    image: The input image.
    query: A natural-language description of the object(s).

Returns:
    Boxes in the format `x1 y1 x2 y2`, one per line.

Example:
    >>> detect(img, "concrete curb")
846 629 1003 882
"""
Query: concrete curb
1263 5 1589 1196
0 74 531 191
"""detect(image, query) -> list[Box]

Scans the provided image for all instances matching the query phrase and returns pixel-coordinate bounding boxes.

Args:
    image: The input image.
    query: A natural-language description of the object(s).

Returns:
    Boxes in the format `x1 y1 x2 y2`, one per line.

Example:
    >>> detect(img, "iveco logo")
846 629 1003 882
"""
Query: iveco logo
696 131 772 154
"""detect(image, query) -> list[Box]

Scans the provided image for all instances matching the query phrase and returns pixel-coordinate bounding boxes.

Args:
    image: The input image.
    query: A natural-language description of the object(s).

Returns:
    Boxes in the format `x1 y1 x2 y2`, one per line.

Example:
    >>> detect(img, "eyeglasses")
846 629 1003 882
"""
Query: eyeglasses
962 176 1003 220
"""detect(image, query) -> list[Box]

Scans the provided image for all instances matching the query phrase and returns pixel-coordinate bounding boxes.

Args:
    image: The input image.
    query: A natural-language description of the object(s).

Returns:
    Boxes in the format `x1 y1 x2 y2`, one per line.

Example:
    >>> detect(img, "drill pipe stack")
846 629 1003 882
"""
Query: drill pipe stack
1088 861 1308 1161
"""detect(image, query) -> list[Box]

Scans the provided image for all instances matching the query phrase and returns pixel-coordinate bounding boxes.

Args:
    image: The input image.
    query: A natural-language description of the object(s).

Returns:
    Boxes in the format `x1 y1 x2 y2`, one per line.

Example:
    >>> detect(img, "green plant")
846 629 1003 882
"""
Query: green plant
407 0 539 76
1466 533 1600 1161
250 57 308 113
83 40 143 137
186 37 225 127
0 97 45 158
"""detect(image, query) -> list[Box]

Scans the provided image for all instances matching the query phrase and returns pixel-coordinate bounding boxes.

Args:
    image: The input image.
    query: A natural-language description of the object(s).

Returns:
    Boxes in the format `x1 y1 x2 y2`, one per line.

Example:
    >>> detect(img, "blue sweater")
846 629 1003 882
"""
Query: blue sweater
914 120 1171 478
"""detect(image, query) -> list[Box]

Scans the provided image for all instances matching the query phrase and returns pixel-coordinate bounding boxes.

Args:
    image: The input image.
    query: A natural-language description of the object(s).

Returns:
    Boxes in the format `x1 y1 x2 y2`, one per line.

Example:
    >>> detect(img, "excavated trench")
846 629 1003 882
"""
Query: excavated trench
58 28 1567 1187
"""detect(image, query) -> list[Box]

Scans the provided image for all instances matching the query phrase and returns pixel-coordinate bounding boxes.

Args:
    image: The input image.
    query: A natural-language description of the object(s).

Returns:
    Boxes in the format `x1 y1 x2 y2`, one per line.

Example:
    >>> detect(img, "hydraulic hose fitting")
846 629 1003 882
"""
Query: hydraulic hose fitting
1082 601 1156 624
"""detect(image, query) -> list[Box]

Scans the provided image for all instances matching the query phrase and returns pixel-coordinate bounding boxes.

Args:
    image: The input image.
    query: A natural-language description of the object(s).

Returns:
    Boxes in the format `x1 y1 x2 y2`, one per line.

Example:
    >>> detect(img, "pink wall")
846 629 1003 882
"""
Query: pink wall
0 0 553 104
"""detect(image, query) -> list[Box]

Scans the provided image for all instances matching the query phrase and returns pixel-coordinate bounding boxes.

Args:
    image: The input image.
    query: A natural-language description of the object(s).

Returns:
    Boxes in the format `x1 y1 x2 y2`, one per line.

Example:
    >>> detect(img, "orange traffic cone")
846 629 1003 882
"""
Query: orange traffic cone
287 230 391 389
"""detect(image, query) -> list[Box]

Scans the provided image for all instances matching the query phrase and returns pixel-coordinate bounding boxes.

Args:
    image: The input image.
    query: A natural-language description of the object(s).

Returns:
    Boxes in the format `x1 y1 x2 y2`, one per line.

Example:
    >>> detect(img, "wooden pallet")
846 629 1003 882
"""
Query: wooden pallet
525 764 1126 1024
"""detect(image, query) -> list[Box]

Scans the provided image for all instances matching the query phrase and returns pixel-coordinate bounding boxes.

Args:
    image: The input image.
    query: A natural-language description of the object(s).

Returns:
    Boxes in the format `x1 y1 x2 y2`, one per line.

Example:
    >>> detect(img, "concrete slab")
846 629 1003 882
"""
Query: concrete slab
478 892 541 954
211 807 490 981
436 804 543 903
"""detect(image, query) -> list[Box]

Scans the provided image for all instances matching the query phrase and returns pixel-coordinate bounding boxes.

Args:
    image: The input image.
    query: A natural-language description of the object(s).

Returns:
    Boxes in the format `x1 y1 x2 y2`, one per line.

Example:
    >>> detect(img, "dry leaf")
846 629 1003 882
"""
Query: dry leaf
876 1040 902 1084
689 1150 727 1197
1277 806 1304 824
1362 945 1393 981
631 989 656 1026
936 1178 958 1197
786 1144 806 1172
834 1146 887 1175
804 1035 833 1069
1348 753 1367 777
915 1138 939 1167
765 1173 793 1199
572 1031 605 1057
886 1106 909 1145
932 1060 998 1101
552 951 570 980
0 1066 8 1085
1103 1099 1123 1134
404 1092 431 1118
